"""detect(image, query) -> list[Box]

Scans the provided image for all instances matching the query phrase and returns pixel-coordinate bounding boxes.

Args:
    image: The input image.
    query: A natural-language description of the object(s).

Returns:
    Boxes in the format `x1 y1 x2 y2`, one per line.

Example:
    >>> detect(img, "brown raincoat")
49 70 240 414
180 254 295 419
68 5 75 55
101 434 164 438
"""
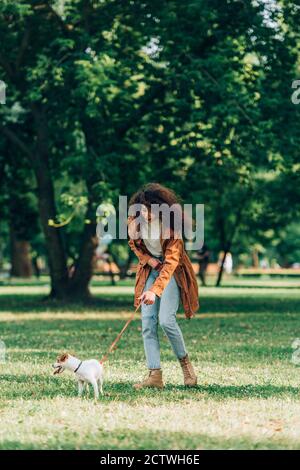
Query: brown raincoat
128 218 199 318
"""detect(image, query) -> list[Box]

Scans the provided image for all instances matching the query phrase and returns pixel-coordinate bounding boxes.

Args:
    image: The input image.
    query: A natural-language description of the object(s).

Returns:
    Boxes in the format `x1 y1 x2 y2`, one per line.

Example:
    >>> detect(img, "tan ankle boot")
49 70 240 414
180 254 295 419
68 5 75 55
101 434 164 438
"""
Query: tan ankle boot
179 354 197 386
133 369 164 390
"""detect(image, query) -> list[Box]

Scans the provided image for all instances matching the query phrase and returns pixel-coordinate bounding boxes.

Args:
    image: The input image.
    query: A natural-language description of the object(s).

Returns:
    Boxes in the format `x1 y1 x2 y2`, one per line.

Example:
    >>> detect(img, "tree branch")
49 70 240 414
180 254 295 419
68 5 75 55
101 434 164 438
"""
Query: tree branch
115 81 166 142
43 2 73 32
0 52 14 80
16 28 31 71
1 126 34 162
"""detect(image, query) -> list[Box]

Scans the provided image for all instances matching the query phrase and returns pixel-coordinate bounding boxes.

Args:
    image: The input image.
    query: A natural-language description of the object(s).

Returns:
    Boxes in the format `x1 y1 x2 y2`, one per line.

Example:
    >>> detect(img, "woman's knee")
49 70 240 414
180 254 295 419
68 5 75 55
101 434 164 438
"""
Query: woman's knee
142 316 157 337
159 316 176 334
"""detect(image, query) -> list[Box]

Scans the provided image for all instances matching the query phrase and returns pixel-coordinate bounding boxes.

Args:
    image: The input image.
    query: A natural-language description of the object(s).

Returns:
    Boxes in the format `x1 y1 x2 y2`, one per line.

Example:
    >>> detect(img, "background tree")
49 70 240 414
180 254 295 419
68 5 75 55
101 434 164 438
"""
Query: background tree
0 0 299 293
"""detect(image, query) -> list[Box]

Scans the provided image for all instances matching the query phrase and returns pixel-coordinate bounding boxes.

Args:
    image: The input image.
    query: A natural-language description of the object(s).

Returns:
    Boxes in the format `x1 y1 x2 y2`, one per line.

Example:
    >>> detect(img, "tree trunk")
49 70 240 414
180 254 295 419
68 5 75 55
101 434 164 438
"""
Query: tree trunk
215 211 227 287
252 249 259 268
10 226 33 278
216 250 228 287
68 202 98 298
32 106 69 298
120 249 134 279
215 196 246 287
109 247 134 280
108 256 116 286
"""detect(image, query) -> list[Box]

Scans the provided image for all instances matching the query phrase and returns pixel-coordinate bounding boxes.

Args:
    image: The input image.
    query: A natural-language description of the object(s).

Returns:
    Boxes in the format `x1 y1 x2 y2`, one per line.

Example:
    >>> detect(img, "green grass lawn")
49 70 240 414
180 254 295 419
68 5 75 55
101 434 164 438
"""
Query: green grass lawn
0 278 300 450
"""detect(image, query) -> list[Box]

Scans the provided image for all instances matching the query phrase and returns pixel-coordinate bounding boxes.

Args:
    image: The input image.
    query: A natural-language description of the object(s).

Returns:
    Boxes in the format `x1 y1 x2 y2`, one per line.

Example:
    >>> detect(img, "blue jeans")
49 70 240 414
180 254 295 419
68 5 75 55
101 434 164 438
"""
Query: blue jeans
141 268 187 369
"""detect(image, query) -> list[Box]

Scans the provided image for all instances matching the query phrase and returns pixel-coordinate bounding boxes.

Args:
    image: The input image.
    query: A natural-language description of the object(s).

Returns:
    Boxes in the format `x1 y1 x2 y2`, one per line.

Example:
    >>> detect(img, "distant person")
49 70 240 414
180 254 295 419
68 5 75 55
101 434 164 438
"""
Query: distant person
197 244 210 286
224 252 233 274
260 258 269 269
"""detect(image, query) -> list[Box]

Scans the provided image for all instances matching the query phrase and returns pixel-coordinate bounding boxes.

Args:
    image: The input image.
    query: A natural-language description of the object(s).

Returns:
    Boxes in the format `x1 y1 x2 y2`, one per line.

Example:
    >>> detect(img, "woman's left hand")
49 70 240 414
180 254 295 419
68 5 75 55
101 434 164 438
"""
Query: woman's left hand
148 257 163 271
139 290 156 305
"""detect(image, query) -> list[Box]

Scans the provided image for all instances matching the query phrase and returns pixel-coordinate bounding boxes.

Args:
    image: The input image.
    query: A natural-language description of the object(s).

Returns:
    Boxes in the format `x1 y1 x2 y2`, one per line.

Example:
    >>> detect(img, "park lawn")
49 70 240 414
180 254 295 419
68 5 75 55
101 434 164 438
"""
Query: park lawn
0 279 300 450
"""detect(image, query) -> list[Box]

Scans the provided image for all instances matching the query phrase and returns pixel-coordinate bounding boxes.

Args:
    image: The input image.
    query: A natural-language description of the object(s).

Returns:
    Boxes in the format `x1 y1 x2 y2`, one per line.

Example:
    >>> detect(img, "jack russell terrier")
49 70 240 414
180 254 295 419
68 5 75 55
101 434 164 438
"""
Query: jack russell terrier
53 353 104 399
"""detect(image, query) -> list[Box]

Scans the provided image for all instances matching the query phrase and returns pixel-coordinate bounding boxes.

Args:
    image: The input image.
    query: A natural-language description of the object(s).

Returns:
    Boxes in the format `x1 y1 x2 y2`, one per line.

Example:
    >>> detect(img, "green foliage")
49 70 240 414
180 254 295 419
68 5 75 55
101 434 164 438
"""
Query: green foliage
0 0 299 286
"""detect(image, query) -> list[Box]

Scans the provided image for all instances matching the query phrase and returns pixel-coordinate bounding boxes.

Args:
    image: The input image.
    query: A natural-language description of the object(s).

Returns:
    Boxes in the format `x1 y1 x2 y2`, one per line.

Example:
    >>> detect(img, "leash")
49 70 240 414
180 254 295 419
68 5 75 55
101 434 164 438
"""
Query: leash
100 301 142 364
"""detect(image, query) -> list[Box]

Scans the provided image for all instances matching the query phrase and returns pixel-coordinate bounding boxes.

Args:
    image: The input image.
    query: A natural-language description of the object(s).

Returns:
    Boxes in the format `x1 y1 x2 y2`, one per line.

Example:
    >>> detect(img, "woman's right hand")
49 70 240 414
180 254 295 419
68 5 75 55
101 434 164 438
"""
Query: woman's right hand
139 290 156 305
148 257 162 271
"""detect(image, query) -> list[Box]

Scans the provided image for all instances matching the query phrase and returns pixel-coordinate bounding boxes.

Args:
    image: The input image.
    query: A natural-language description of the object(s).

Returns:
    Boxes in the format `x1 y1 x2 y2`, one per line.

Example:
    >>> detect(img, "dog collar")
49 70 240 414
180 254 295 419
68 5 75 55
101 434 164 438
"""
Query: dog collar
74 361 83 373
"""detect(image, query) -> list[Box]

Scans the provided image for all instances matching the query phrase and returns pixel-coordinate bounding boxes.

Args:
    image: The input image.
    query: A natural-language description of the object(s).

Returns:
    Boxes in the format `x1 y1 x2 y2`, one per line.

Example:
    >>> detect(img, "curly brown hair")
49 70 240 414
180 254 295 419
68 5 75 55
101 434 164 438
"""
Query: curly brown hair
129 183 180 208
129 183 187 235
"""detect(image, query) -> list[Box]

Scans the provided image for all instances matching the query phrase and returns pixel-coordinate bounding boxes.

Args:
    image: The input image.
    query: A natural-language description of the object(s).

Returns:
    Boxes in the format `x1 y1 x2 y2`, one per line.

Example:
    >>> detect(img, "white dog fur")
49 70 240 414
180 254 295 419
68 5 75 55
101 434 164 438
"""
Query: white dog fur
53 353 104 399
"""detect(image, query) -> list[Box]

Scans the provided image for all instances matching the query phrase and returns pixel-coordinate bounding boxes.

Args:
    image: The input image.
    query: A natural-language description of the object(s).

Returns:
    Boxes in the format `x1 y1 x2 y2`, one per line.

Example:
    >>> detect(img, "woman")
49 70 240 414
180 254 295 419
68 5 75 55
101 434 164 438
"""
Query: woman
128 183 199 389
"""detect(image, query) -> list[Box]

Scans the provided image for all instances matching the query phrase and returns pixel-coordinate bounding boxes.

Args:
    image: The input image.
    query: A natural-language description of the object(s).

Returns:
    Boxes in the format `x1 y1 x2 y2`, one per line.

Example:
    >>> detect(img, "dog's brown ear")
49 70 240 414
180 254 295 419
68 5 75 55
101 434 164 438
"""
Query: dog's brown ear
58 352 69 362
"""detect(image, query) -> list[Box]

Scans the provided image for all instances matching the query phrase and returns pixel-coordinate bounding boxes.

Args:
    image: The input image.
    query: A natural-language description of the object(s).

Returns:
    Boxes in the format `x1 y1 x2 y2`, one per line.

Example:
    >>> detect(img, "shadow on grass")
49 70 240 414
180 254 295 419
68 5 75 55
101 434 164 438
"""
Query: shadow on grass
0 429 295 450
218 284 300 289
0 295 133 313
0 293 300 315
171 383 300 399
100 381 300 400
1 374 299 402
